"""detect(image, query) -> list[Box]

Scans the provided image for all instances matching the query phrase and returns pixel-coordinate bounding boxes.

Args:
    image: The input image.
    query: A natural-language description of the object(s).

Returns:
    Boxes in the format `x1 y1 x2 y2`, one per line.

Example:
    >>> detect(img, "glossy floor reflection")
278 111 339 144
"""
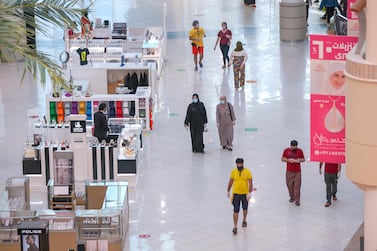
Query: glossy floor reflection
0 0 363 250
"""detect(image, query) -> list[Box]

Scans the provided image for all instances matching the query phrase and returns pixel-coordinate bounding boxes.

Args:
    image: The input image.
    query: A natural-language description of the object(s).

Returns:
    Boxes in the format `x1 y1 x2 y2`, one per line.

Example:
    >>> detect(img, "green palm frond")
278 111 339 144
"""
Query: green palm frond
0 0 92 90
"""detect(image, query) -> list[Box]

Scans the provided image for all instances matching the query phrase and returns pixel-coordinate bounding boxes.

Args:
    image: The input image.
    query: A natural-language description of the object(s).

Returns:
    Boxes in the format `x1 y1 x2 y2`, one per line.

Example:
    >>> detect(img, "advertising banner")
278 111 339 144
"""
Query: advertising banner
309 35 358 163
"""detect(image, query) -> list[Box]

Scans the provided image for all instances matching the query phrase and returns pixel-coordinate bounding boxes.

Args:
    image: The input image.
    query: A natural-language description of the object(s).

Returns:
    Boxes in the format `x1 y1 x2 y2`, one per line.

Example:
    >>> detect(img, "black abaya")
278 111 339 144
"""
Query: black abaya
184 102 208 152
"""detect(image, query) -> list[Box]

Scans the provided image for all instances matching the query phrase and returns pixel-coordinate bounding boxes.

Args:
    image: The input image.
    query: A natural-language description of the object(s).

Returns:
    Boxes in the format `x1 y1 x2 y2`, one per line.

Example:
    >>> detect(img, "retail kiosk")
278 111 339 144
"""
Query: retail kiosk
0 178 129 251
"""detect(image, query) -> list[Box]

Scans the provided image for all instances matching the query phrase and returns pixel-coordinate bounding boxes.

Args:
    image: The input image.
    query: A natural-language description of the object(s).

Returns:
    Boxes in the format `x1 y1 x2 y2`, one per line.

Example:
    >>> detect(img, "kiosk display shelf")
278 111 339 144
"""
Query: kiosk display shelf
46 87 152 130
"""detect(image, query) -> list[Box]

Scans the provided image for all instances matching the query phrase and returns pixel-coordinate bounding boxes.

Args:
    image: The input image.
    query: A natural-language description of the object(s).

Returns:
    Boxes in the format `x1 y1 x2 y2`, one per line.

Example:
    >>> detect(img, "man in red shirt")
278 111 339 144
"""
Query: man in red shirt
319 162 341 207
281 140 305 206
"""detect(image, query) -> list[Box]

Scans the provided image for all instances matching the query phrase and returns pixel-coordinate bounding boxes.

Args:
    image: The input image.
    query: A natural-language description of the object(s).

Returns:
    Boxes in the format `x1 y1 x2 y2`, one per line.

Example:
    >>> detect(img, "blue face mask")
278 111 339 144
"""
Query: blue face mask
192 98 198 103
220 100 225 105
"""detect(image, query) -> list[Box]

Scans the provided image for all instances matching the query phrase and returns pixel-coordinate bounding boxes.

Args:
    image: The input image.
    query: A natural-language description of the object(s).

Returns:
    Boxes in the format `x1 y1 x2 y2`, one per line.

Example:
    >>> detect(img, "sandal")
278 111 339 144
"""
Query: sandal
324 202 331 207
242 221 247 227
232 227 237 234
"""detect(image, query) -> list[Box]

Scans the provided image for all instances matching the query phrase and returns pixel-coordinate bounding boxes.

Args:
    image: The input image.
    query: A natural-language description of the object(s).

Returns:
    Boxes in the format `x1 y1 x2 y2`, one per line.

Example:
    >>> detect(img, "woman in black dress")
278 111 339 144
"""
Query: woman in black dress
184 93 208 153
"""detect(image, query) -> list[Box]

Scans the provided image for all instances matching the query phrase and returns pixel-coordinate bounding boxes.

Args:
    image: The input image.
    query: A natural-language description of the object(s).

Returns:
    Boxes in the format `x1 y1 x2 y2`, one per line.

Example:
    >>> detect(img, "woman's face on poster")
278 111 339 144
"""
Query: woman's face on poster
329 70 345 89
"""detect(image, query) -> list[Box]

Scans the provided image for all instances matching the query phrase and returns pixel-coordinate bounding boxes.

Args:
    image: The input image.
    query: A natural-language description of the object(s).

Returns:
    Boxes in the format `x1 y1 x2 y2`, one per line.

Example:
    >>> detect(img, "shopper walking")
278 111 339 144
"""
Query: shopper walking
94 103 109 143
189 20 206 71
227 158 253 234
281 140 305 206
319 0 339 28
184 93 208 153
319 162 341 207
216 96 236 151
214 22 232 69
230 41 248 90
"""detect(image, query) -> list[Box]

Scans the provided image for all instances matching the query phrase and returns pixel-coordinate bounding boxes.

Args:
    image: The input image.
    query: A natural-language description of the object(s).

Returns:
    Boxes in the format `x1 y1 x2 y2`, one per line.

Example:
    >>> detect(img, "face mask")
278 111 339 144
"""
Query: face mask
192 98 198 103
220 100 225 105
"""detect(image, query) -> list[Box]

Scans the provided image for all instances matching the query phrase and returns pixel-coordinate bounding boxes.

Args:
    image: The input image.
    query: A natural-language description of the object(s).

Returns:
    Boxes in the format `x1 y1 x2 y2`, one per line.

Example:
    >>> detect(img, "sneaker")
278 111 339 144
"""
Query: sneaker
324 202 331 207
333 195 337 201
289 199 294 203
199 62 203 68
295 202 301 206
194 66 198 71
222 65 226 69
242 221 247 228
232 227 237 234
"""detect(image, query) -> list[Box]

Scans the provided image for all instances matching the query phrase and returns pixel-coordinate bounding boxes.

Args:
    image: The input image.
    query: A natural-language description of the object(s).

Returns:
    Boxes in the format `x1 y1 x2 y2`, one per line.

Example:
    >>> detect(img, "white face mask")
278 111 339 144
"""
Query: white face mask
220 100 225 105
192 98 198 103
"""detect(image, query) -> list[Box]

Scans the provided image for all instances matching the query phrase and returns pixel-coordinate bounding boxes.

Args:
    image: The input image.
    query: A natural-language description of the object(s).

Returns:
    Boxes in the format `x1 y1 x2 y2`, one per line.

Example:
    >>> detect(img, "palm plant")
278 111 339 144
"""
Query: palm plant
0 0 89 90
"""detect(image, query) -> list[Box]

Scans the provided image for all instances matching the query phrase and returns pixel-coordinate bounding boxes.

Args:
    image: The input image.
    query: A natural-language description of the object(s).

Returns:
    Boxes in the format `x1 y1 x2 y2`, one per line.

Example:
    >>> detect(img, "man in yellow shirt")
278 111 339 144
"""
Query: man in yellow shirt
227 158 253 234
189 20 206 71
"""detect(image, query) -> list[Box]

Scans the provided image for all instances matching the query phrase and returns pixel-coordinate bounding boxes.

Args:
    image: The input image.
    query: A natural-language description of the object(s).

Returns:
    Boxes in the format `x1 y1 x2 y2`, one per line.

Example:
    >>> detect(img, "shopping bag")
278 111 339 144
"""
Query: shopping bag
203 130 213 145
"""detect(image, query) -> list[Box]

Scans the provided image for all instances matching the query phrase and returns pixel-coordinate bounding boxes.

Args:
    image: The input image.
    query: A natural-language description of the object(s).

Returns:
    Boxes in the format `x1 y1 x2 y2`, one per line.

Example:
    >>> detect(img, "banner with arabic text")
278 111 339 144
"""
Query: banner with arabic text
309 34 358 163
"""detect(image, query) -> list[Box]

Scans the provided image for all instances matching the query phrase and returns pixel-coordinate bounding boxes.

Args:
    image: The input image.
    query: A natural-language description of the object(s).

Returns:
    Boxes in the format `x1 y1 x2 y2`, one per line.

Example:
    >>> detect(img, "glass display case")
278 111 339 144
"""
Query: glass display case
22 144 42 175
5 177 30 211
0 209 36 245
77 180 129 249
117 126 142 174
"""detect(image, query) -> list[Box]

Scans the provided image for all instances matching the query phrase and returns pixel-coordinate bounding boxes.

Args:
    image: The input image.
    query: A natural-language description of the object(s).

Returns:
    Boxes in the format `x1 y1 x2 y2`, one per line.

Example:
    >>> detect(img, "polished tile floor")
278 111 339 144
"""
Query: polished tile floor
0 0 364 250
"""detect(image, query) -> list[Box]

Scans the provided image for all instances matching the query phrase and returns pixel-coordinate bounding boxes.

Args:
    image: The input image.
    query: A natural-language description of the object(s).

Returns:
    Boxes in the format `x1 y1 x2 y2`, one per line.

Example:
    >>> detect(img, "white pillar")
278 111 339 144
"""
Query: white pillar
366 0 377 63
365 189 377 250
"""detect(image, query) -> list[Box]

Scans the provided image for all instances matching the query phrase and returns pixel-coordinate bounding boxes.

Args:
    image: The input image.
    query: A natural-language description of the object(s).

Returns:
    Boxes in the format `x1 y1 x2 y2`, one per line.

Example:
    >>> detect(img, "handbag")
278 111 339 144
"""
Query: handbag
228 103 233 121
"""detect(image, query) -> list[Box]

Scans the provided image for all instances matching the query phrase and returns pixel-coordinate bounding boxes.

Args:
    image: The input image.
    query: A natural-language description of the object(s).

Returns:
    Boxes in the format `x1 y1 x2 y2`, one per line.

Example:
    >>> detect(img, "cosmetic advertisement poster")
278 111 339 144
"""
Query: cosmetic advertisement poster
309 35 358 163
347 0 359 36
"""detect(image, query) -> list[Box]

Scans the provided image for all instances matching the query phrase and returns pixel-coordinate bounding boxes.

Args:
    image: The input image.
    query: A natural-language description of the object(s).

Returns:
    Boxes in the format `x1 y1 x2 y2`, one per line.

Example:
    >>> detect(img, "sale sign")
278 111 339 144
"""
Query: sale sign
309 35 357 163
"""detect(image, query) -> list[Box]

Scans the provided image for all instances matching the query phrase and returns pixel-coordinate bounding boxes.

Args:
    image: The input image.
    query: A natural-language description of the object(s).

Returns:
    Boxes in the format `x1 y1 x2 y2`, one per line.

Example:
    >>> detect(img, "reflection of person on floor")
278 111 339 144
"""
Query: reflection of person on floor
184 93 208 153
230 41 248 90
319 162 341 207
281 140 305 206
216 96 236 151
227 158 253 234
26 235 39 251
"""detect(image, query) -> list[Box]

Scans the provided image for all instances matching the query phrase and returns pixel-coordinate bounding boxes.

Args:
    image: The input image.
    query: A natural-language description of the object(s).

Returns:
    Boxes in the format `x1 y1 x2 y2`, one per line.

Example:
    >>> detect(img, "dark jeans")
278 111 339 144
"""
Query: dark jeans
325 172 338 203
326 6 335 24
220 44 230 66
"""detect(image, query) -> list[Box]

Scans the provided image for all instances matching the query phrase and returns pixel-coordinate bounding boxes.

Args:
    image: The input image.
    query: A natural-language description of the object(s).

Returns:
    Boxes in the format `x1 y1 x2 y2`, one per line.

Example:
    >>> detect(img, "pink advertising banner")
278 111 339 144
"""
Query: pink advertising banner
310 35 358 61
310 94 345 163
310 35 357 163
347 0 359 36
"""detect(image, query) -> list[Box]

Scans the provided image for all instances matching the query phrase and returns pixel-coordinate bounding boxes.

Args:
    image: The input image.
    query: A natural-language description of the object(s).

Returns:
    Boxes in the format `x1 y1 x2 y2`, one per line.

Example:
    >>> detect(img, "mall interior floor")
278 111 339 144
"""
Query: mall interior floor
0 0 363 250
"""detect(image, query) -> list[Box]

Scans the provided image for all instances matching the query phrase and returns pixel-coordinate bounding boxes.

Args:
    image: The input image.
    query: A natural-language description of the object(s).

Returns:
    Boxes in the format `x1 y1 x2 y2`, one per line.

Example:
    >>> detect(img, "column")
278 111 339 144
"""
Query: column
279 0 307 41
346 1 377 250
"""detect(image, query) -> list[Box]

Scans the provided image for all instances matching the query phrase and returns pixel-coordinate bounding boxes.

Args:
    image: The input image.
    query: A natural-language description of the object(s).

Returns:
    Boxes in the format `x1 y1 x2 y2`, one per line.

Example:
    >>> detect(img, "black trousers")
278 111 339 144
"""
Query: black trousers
220 44 230 66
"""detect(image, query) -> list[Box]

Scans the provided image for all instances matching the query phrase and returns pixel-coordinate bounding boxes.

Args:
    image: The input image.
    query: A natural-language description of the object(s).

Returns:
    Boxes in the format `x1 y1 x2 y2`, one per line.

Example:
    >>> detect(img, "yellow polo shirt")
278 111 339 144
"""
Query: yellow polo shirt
230 167 252 195
189 27 205 47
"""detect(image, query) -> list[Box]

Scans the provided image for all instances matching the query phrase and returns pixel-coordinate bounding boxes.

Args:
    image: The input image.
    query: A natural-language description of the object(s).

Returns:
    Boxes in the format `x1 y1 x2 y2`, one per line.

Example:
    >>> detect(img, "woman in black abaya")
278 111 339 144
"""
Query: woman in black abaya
184 93 208 153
